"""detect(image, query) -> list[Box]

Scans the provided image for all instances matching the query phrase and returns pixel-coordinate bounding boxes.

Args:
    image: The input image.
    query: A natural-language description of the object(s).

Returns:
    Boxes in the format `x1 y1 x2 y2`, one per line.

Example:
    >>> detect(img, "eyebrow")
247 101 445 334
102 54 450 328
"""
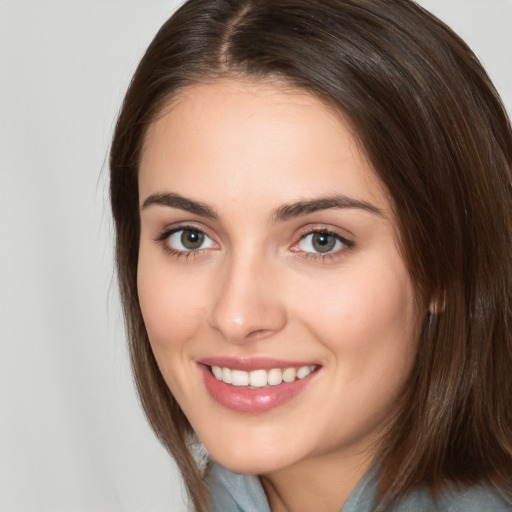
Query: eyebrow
140 192 383 221
141 192 218 219
271 196 383 222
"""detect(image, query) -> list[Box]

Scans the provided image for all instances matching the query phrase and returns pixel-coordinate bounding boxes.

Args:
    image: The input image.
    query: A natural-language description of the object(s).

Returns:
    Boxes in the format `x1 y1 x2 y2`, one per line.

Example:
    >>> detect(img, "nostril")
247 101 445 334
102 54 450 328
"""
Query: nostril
245 328 276 341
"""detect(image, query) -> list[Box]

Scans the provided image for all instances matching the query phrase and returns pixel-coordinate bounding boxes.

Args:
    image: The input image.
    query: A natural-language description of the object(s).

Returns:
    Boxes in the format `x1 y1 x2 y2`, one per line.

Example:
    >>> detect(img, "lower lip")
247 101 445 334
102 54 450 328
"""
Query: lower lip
200 364 318 413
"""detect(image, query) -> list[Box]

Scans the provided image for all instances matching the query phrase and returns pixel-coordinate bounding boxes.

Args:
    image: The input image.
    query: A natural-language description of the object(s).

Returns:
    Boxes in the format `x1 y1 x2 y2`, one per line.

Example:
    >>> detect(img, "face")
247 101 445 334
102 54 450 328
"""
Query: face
137 78 423 477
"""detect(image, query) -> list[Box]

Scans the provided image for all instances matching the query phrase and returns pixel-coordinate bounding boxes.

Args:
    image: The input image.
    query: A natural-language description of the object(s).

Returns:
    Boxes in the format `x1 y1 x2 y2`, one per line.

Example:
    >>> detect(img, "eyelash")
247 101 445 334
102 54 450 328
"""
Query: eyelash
154 225 354 262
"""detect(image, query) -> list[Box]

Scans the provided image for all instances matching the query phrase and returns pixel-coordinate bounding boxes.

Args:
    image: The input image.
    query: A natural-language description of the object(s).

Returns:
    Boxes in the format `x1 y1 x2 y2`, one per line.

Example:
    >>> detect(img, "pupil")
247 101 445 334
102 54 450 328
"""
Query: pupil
312 232 335 253
181 229 204 250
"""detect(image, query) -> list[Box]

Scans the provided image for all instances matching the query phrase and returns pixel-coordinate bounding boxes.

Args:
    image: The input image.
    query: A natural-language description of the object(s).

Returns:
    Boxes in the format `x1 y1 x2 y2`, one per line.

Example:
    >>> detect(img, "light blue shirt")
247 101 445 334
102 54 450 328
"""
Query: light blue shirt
207 462 512 511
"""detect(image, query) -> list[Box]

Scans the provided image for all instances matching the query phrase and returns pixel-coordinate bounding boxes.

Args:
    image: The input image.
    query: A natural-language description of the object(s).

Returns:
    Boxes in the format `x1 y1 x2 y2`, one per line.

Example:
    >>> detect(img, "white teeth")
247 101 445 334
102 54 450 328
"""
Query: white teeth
231 369 249 386
267 368 283 386
210 365 316 387
249 369 267 387
297 365 315 379
222 367 233 384
282 367 296 382
212 366 223 379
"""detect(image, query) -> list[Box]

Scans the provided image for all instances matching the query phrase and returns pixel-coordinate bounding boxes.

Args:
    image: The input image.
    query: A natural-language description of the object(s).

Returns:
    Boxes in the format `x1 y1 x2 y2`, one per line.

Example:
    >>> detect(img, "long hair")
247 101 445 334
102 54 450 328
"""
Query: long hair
109 1 512 510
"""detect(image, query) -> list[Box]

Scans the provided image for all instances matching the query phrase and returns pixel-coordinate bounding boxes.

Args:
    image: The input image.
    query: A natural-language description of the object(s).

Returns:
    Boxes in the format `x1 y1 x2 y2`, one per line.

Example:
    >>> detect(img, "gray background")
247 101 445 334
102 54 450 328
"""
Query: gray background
1 1 511 511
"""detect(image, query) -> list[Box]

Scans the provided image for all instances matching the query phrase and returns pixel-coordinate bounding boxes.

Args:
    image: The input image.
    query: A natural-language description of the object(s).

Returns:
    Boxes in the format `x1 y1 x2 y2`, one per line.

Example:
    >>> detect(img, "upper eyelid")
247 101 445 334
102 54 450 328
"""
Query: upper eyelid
300 227 347 238
154 223 213 240
295 225 354 243
299 230 351 244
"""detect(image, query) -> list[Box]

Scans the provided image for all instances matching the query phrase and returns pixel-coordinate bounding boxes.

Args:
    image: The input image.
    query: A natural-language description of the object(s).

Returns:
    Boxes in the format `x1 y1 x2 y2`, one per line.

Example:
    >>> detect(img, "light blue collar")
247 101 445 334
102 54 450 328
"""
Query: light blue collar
206 460 512 512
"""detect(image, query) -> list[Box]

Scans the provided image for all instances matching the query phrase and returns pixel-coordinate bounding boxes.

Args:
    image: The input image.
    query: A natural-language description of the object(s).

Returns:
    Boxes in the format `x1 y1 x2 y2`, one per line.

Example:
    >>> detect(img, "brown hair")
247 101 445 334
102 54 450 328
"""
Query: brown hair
110 1 512 510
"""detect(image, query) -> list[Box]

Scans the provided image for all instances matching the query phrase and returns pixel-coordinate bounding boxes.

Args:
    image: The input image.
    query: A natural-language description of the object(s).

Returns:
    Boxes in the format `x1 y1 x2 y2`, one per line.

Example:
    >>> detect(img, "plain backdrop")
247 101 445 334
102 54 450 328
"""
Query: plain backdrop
1 1 511 511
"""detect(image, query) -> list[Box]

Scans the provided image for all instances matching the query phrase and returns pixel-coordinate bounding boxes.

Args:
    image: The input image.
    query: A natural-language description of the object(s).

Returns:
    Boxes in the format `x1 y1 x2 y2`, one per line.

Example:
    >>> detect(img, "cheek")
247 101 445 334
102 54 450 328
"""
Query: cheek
136 251 213 405
291 256 419 365
291 261 419 438
137 250 206 357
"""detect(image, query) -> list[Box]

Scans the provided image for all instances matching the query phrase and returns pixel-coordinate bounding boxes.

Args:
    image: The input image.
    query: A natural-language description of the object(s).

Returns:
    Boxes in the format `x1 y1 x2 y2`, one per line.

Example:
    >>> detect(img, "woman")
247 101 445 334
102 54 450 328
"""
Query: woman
109 0 512 510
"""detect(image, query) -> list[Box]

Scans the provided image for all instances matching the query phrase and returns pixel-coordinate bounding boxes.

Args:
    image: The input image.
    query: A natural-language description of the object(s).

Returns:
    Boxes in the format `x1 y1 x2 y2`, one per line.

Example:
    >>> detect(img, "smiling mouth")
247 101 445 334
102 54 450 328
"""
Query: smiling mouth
209 365 318 388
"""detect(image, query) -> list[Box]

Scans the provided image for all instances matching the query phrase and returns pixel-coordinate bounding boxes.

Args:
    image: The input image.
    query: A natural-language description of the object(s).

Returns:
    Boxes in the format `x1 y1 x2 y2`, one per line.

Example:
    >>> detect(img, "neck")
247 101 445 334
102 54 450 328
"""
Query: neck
259 449 374 512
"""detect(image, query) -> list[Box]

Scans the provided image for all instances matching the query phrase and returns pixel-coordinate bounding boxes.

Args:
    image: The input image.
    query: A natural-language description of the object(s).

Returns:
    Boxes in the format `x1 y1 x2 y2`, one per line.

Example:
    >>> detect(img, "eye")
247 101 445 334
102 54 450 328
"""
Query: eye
165 228 216 252
296 230 351 254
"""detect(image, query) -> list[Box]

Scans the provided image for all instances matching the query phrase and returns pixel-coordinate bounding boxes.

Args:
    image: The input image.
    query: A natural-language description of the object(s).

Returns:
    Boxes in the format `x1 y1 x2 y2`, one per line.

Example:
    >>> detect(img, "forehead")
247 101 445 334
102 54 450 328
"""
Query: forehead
139 78 391 216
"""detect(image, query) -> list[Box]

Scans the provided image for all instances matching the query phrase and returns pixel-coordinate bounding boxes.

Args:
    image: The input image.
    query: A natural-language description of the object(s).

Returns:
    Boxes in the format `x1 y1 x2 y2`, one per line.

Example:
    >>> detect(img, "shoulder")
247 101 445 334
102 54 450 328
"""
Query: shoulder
206 462 270 512
385 483 512 512
436 484 512 512
345 466 512 512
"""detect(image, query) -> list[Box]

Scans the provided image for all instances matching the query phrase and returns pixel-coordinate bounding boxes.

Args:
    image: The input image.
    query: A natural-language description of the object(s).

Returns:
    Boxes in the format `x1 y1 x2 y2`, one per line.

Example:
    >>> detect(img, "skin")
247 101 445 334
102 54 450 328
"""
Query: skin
137 78 425 511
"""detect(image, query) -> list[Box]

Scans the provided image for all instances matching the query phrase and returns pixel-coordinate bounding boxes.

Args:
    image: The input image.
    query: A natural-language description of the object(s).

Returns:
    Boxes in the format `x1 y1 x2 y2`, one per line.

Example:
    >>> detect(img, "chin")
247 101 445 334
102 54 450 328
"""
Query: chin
206 439 298 475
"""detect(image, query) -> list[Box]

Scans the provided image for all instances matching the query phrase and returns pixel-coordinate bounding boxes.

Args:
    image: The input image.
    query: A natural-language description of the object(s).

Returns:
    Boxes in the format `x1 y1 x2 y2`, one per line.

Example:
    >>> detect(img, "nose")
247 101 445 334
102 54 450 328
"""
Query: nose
207 252 287 344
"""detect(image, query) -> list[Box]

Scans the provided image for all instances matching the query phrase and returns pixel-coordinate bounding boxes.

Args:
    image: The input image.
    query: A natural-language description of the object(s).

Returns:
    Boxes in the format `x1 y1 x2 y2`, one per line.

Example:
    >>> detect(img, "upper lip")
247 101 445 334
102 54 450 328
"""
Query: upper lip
198 356 320 372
